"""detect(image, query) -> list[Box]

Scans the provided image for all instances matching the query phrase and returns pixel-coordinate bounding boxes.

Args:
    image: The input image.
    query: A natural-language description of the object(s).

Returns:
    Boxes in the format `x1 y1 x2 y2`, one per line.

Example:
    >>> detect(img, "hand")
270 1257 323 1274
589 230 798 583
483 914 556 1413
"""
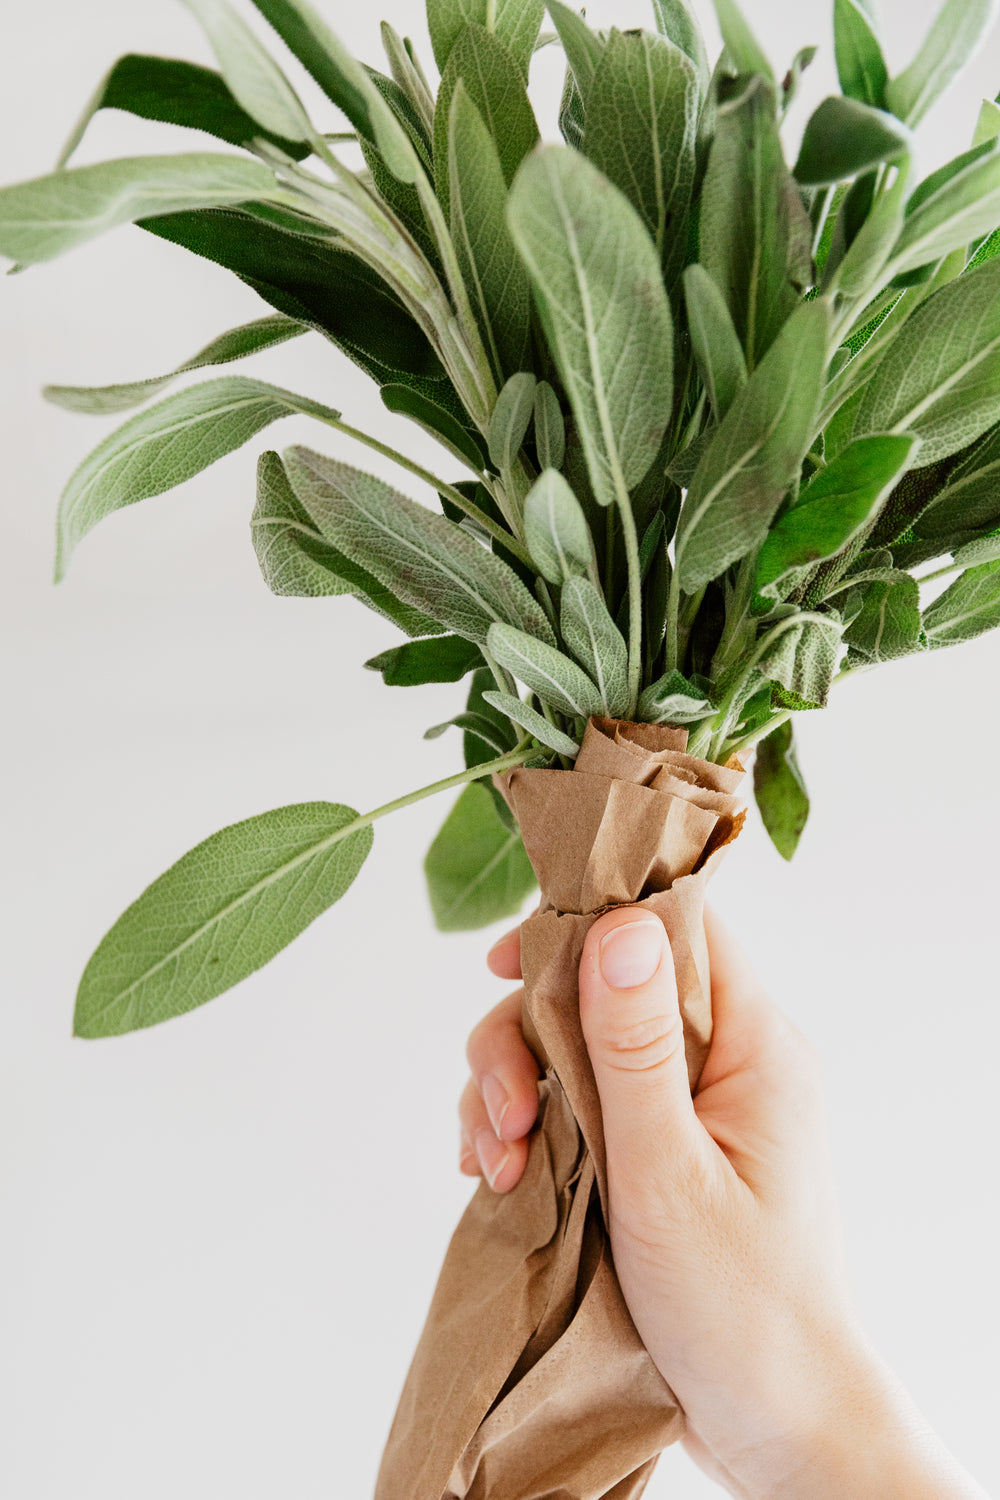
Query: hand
460 907 988 1500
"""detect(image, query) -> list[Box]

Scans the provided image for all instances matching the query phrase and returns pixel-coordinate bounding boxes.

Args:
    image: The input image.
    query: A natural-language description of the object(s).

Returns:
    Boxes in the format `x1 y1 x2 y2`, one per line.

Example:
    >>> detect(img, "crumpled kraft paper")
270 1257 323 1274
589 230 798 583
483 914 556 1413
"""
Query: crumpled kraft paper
376 718 745 1500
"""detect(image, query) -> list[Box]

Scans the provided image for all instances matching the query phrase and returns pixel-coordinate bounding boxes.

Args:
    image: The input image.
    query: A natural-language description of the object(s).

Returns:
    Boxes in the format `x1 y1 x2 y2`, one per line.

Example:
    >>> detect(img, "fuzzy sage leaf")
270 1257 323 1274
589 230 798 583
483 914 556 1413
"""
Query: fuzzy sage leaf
487 622 605 718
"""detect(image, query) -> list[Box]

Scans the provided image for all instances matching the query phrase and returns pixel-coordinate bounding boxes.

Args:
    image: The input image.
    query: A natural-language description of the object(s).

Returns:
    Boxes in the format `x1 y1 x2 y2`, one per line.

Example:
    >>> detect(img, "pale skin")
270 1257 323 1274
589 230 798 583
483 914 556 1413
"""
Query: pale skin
459 906 990 1499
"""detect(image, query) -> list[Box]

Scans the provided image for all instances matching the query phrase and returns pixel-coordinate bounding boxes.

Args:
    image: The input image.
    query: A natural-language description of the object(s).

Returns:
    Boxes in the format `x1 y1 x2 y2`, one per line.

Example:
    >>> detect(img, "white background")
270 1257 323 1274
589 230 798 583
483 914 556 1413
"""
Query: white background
1 1 998 1496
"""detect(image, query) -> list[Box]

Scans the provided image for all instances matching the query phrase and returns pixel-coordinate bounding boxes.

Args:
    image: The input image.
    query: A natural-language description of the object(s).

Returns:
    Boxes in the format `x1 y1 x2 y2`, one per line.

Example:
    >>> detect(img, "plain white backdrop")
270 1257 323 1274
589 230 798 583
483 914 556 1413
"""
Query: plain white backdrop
1 1 998 1496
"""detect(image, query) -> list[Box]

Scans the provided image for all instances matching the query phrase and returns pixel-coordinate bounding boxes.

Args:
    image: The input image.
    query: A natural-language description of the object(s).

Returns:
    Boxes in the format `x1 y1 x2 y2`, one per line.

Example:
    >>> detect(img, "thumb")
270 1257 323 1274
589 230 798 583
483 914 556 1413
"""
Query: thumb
579 907 701 1194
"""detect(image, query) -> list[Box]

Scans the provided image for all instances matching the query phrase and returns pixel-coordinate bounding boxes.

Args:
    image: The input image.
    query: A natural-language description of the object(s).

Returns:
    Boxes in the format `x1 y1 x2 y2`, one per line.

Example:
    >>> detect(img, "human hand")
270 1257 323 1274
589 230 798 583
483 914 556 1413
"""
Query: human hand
460 907 988 1500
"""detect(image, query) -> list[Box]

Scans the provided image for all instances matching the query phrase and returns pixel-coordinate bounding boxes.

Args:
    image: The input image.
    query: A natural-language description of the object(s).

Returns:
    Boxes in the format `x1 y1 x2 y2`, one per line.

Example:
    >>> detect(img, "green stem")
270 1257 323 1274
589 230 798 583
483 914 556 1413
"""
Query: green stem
616 490 643 717
722 710 792 761
339 742 534 843
313 413 532 567
916 559 963 585
665 567 681 672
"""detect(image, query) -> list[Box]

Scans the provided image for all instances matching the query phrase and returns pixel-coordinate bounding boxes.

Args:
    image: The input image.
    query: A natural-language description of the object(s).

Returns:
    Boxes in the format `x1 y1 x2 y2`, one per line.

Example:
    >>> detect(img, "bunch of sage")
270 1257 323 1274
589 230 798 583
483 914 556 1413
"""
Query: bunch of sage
2 0 1000 1039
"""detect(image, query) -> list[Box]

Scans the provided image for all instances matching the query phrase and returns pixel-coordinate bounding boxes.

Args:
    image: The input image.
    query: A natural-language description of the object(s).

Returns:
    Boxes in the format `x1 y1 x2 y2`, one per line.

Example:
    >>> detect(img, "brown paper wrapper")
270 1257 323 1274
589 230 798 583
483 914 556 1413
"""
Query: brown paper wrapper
376 719 745 1499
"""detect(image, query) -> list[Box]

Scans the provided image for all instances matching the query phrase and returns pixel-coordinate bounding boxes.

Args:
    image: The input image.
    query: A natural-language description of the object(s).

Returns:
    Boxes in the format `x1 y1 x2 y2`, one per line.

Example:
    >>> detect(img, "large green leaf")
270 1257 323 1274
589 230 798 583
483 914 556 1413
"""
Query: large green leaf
487 622 605 717
675 301 831 592
180 0 314 143
251 452 441 635
756 615 842 706
890 138 1000 275
683 264 748 421
559 577 630 716
793 96 910 185
582 29 698 280
523 468 594 584
364 635 483 685
887 0 998 127
507 146 673 508
45 314 307 415
447 81 531 383
281 446 555 646
0 154 277 266
753 719 808 860
55 376 343 580
923 558 1000 644
58 54 313 167
424 782 536 931
848 257 1000 464
844 573 923 660
833 0 888 108
434 23 540 221
913 423 1000 538
699 76 813 368
426 0 545 74
74 802 373 1037
754 434 918 600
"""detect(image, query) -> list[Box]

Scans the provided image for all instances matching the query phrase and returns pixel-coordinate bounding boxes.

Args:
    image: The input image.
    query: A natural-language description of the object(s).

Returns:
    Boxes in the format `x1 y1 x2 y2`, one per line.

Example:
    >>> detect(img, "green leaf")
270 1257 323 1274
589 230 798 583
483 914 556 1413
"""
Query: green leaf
379 385 487 471
848 257 1000 464
757 615 842 705
923 557 1000 644
753 719 808 860
425 711 512 754
523 468 594 584
825 154 910 299
912 424 1000 539
434 24 540 221
844 573 922 660
560 576 630 716
56 376 342 580
426 0 544 74
463 665 518 772
699 76 813 368
755 434 919 599
675 300 832 592
794 96 910 185
447 81 532 383
582 29 699 279
952 533 1000 565
0 154 277 266
488 372 536 470
637 667 714 723
508 145 674 508
57 54 313 168
891 138 1000 274
424 782 536 931
833 0 888 108
709 0 774 80
487 622 605 717
45 314 307 415
364 634 483 684
481 690 580 755
973 96 1000 147
251 452 441 634
683 264 748 420
649 0 710 95
546 2 605 102
282 446 555 647
180 0 314 143
74 802 373 1037
533 381 566 471
886 0 998 127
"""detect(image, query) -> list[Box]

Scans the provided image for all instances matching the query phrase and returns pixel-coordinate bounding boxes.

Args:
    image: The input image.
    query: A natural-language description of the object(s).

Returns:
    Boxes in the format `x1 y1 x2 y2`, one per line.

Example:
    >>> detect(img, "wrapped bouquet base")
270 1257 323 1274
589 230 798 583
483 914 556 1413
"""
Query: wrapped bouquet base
377 719 745 1500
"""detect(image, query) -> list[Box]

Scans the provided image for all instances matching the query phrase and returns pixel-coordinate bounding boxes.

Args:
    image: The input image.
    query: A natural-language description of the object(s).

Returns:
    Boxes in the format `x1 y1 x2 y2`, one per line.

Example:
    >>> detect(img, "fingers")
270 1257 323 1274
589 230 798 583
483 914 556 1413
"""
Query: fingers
486 926 522 980
459 988 541 1194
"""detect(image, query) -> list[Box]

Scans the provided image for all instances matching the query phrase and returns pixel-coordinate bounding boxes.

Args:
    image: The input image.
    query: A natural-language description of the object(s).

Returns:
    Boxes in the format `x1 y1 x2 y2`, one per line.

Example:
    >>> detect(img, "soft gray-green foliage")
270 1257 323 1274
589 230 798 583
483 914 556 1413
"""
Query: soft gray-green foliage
488 622 605 718
523 469 594 585
886 0 998 125
482 690 581 754
638 669 714 724
923 558 1000 644
532 381 565 470
560 577 630 716
683 264 748 420
426 0 545 75
424 782 536 930
181 0 315 143
891 138 1000 272
833 0 888 108
488 372 536 471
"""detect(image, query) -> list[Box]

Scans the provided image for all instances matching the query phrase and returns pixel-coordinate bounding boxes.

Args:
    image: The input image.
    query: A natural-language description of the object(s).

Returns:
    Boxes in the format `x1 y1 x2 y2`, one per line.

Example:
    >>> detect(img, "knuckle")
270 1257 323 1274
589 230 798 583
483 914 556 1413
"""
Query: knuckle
596 1008 686 1075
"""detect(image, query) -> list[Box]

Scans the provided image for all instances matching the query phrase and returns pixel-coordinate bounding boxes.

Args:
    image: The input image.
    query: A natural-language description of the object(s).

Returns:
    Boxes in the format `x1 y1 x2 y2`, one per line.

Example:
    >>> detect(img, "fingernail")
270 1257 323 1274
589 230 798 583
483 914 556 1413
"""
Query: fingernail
481 1073 510 1136
459 1129 477 1173
475 1127 509 1190
599 919 663 989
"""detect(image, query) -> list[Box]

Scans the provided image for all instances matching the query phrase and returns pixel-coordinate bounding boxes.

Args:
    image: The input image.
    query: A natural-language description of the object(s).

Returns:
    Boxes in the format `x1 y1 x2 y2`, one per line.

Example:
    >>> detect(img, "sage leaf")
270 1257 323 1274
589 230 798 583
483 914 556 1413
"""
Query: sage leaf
57 54 313 168
508 146 674 507
675 300 831 592
844 573 922 660
487 622 605 717
758 615 842 705
849 257 1000 464
533 381 565 471
425 712 512 754
546 2 605 102
637 668 714 724
488 372 536 471
481 690 581 755
794 97 911 185
447 81 532 383
180 0 314 143
891 138 1000 274
699 76 813 368
560 576 630 716
424 783 536 931
833 0 888 108
753 719 808 860
886 0 999 127
923 557 1000 644
973 96 1000 147
56 376 342 580
683 264 748 420
0 154 277 266
952 534 1000 566
650 0 710 95
282 446 555 647
364 635 483 685
45 314 307 415
74 803 373 1037
710 0 774 80
463 666 518 770
426 0 544 75
582 29 698 279
523 468 593 584
434 24 540 221
755 434 918 600
913 424 1000 538
251 452 441 635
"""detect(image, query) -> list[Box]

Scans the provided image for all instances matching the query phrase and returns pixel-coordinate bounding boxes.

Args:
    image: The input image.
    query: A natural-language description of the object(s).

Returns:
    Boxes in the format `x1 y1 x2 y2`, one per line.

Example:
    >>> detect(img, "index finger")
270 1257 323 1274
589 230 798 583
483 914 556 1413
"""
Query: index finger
487 925 522 979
